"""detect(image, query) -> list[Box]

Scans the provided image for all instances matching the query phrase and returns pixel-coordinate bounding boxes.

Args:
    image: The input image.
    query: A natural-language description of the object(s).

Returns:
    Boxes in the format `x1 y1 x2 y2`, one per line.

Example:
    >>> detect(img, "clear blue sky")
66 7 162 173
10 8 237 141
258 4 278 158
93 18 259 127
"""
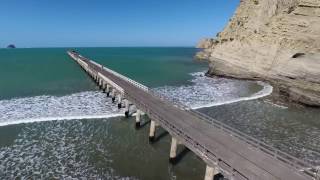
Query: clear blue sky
0 0 239 47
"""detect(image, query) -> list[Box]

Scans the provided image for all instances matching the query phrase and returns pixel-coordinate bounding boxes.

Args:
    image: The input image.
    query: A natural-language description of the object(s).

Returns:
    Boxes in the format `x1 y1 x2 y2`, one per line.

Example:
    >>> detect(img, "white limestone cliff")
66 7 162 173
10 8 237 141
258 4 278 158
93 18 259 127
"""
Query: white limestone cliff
197 0 320 106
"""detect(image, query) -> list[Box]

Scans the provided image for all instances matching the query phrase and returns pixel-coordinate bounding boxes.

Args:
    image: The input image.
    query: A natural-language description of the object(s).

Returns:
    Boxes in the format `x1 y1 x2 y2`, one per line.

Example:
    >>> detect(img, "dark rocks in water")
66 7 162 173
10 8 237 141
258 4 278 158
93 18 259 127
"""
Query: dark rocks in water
7 44 16 49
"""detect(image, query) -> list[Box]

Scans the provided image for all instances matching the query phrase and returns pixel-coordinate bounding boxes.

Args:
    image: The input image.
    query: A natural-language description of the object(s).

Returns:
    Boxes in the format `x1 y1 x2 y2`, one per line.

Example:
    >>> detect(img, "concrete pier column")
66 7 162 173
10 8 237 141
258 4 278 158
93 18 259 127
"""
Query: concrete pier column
111 89 116 103
135 110 142 127
96 77 99 84
169 137 178 163
106 84 110 97
117 94 123 109
124 100 130 117
99 79 103 89
100 79 103 87
102 82 106 92
204 165 219 180
149 120 158 142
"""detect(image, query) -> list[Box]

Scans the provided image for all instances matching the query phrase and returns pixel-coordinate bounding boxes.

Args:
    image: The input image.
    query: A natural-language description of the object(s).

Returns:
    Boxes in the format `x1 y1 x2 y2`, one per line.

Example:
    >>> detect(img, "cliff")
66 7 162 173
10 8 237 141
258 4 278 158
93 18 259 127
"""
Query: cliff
197 0 320 106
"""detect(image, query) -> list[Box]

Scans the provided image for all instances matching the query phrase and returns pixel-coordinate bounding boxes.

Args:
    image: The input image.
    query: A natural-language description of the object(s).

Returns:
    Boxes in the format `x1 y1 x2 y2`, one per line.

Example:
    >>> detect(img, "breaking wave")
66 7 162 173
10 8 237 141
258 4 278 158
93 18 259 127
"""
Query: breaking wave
154 72 273 109
0 72 272 127
0 91 124 127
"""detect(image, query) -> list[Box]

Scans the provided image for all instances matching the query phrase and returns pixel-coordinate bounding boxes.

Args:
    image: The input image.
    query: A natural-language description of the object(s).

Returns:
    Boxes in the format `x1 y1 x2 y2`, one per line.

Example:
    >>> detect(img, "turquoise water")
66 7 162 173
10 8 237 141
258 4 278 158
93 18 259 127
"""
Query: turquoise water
77 47 207 87
0 47 319 179
0 48 206 99
0 48 93 99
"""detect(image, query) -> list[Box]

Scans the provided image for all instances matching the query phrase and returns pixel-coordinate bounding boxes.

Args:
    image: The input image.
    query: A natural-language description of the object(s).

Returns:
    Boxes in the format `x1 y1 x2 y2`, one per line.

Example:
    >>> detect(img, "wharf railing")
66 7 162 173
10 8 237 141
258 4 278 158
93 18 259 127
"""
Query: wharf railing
148 90 319 179
69 51 148 92
89 60 149 92
124 90 248 179
68 51 319 179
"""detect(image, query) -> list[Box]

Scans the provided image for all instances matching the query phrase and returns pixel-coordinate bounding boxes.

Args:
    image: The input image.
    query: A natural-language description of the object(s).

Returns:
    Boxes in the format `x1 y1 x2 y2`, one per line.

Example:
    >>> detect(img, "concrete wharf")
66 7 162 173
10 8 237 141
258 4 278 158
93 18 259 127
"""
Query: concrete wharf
68 51 319 180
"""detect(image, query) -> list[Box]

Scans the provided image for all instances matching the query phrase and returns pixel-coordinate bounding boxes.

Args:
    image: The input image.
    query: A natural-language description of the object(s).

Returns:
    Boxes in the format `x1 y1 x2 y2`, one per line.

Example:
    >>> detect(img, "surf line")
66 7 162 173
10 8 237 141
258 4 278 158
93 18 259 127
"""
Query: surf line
190 81 273 109
0 114 124 127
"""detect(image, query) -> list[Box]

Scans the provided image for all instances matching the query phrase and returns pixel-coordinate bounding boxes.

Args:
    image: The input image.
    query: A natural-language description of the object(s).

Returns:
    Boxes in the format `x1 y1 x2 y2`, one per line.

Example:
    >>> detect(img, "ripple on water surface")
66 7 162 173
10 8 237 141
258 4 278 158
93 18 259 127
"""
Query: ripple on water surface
0 120 139 179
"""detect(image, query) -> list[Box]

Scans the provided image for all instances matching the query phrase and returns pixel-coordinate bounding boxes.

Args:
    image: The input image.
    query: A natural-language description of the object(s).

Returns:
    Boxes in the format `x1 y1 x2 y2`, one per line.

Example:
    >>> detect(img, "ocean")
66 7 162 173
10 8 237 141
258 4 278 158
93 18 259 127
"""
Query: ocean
0 47 319 179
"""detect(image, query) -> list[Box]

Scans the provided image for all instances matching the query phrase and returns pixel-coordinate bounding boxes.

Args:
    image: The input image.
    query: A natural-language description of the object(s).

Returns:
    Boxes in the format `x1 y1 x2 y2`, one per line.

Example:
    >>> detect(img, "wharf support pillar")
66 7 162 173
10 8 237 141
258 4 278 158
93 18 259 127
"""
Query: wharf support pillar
135 110 142 128
95 76 99 83
117 94 123 109
111 89 116 103
124 100 131 118
99 78 103 89
101 82 106 92
149 120 158 142
204 165 219 180
169 137 179 164
106 84 110 97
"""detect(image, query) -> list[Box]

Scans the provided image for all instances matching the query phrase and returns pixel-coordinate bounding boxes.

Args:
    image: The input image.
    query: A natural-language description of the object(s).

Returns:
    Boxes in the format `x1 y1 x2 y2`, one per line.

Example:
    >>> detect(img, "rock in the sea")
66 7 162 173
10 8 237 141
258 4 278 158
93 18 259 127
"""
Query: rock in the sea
197 0 320 106
7 44 16 48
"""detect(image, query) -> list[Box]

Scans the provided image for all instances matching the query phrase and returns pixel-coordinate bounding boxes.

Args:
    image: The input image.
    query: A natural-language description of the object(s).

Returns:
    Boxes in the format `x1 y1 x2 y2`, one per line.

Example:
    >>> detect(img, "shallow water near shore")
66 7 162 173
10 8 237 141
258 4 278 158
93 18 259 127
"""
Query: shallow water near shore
0 47 319 179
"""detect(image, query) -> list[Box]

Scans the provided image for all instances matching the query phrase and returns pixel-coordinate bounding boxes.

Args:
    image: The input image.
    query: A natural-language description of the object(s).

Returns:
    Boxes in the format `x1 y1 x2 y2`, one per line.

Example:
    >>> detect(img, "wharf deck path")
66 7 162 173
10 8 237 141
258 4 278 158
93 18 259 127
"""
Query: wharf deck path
68 51 316 180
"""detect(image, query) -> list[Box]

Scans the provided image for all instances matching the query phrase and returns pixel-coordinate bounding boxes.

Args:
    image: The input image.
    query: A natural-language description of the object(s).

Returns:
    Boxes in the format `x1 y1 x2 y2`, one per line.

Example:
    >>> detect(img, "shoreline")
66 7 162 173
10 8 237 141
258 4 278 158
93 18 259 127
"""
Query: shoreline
191 80 273 109
0 114 125 127
204 67 320 109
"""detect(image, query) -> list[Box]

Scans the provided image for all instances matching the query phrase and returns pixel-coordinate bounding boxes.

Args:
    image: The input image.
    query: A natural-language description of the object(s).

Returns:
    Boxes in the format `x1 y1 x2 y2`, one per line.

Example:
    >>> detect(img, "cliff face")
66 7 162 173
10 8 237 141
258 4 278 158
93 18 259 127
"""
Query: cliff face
197 0 320 106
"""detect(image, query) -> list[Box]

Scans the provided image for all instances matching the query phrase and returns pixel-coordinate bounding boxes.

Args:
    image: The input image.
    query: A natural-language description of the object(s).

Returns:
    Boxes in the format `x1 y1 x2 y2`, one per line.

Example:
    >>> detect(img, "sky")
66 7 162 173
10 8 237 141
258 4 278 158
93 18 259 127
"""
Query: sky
0 0 239 47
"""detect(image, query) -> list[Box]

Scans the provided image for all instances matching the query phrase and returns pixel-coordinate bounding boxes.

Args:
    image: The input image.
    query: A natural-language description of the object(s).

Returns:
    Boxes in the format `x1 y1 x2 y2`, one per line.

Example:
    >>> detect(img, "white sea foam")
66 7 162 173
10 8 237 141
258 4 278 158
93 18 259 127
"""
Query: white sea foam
0 114 124 127
0 72 273 127
191 81 273 109
0 91 124 127
0 118 137 179
154 71 273 109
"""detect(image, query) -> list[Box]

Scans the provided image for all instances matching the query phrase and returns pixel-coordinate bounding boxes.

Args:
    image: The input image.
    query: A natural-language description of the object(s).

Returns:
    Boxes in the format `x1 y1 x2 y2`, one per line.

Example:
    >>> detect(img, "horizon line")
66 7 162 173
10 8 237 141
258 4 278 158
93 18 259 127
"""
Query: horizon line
1 45 197 49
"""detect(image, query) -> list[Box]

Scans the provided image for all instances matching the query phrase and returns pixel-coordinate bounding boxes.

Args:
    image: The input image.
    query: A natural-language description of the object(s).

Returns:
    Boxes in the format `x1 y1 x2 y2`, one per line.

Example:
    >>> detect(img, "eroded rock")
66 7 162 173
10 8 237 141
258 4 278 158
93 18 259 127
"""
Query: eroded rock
197 0 320 106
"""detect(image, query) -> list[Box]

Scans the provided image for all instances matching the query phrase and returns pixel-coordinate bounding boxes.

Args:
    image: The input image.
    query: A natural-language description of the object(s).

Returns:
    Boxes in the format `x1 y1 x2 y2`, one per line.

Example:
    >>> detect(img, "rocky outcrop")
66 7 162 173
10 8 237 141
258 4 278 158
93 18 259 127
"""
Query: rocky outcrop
197 0 320 106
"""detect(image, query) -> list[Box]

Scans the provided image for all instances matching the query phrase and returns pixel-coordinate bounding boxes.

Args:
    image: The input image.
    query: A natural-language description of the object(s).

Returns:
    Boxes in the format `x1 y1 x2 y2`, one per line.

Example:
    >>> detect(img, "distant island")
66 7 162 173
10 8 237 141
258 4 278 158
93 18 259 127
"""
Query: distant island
7 44 16 48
